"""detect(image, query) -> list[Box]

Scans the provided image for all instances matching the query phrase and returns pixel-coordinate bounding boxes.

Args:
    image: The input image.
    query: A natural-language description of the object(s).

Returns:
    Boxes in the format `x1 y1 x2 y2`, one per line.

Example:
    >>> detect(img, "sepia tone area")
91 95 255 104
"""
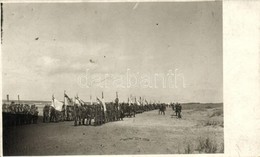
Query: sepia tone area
3 102 223 155
2 2 223 155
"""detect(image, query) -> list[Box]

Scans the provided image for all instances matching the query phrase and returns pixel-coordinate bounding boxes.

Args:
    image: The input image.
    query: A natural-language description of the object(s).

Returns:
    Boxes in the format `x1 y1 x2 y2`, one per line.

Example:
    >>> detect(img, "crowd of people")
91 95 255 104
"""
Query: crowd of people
2 102 39 127
2 98 183 127
42 100 162 126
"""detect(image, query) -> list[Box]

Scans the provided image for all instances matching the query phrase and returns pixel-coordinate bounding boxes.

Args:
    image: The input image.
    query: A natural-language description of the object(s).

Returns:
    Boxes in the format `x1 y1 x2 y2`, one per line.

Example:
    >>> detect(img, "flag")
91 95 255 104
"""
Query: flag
136 100 141 106
139 97 143 106
90 95 93 105
64 94 73 106
77 97 85 105
74 97 82 106
97 97 106 111
51 97 63 111
134 97 140 106
128 97 133 105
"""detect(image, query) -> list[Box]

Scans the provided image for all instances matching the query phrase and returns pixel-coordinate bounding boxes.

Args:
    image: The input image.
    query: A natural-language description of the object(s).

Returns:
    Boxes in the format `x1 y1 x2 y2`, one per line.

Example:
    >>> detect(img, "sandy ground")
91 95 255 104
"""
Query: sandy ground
3 106 223 155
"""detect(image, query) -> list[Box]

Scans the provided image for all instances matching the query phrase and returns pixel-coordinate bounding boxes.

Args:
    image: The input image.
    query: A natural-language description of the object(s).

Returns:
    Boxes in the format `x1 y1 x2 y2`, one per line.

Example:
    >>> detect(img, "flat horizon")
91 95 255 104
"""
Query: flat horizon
2 99 223 104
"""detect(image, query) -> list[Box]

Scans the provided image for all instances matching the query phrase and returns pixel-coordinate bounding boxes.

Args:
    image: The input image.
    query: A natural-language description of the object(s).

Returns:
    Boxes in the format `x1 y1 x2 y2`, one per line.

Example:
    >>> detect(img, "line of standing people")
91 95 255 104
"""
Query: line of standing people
2 102 39 127
171 103 182 119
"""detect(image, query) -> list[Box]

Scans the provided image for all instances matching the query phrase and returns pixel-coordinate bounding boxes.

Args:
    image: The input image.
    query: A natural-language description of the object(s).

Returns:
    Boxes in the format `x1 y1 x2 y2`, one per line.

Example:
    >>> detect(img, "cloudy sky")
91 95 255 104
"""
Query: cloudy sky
2 2 222 103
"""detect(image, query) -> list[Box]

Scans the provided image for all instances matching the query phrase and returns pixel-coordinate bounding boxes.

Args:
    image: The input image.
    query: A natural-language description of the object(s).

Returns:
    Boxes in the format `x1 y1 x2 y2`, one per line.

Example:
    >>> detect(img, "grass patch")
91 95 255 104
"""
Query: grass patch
184 143 193 154
182 103 223 110
184 137 223 154
210 109 223 117
204 120 223 127
219 142 224 153
196 137 218 153
205 106 213 109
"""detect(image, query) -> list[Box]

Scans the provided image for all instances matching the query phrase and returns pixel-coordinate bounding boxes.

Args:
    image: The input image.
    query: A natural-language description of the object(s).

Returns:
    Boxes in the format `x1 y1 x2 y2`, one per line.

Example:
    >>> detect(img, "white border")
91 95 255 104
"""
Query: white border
1 0 260 157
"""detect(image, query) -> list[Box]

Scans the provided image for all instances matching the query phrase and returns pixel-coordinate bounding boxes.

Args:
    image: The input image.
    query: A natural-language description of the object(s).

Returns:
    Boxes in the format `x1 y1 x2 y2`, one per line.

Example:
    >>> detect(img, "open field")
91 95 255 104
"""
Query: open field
3 103 223 155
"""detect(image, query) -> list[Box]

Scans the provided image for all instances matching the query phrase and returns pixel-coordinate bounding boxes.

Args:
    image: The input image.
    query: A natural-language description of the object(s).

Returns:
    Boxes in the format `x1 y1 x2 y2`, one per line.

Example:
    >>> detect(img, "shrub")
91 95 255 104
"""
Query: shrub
204 120 218 126
184 143 192 154
219 142 224 153
210 109 223 117
197 137 218 153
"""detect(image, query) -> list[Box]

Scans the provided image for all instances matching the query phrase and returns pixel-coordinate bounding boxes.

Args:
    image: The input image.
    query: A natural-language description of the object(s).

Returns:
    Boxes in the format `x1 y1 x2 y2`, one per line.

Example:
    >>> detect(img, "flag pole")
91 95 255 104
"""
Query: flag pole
64 90 66 118
64 90 66 105
52 94 54 102
116 91 119 104
90 95 92 105
7 94 9 103
18 94 20 104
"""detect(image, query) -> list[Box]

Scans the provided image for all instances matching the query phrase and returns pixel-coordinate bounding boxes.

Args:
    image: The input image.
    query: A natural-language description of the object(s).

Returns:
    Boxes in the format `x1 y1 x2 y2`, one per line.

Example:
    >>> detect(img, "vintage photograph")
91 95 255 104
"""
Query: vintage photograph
1 1 223 155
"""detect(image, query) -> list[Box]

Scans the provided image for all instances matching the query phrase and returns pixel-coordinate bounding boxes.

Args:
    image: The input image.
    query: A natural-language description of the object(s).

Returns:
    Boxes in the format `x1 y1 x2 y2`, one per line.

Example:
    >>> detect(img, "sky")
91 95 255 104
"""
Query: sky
1 2 222 103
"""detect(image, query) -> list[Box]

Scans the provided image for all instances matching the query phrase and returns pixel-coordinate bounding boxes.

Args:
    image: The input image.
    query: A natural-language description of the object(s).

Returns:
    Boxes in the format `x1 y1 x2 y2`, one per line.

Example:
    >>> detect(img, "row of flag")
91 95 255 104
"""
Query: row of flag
51 93 106 112
51 92 154 111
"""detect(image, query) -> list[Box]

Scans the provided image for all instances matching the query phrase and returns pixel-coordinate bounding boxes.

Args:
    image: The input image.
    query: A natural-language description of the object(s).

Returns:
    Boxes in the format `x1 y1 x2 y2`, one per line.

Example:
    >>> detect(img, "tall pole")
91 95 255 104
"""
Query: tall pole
90 95 92 105
52 94 54 102
18 95 20 104
102 91 104 99
64 90 66 105
6 94 9 102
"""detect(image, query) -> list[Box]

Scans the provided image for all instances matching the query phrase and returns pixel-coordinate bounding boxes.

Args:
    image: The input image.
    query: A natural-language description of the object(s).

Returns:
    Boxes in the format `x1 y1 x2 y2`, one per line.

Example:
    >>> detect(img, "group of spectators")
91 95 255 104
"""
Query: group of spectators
2 102 39 126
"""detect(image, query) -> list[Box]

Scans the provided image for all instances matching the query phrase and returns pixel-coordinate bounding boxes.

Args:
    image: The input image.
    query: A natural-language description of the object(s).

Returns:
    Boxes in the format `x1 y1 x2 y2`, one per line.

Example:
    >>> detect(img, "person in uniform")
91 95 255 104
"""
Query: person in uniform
177 103 182 119
61 104 66 121
172 103 175 111
94 103 101 126
50 106 56 122
9 102 16 126
2 103 9 126
33 107 39 124
66 105 70 121
175 103 179 116
101 105 105 124
19 104 24 125
43 105 50 123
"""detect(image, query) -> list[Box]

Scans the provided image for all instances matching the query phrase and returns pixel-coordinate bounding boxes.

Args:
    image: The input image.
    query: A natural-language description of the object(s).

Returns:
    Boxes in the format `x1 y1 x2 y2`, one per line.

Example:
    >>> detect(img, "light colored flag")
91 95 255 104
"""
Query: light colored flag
64 94 73 106
134 97 140 106
97 97 106 111
139 97 143 106
136 100 141 106
51 97 63 111
90 95 93 105
77 97 85 105
74 97 81 106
